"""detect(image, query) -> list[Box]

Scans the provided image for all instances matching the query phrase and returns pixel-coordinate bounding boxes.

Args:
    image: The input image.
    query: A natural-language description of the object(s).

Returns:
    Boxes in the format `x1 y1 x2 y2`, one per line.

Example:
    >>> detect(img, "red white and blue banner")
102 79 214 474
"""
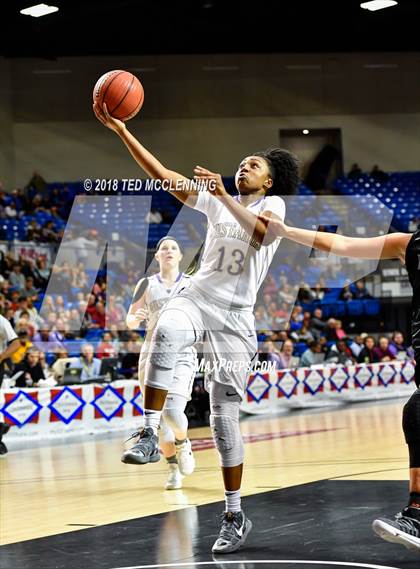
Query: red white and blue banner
0 361 416 438
0 380 142 440
240 360 416 414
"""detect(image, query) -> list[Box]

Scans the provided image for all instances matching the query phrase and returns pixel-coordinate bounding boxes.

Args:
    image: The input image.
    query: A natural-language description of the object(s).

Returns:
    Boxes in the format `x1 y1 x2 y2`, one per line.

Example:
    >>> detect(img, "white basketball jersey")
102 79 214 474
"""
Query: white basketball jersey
191 192 285 309
144 272 191 333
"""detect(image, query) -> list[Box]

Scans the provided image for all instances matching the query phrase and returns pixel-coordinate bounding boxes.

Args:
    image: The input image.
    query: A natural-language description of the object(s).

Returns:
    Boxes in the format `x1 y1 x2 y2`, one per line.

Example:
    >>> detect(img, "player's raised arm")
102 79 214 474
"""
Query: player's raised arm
93 103 198 207
126 278 149 330
260 216 412 261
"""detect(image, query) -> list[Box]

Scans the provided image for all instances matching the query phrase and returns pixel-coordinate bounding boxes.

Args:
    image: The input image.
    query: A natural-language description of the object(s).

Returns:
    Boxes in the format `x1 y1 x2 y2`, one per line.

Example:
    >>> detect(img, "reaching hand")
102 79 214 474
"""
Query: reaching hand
259 215 288 238
93 102 126 134
193 166 228 199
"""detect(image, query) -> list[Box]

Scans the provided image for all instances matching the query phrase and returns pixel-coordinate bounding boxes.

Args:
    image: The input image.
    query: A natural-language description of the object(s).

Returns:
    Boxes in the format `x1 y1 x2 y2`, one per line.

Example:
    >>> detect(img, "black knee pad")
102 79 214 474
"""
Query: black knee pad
403 389 420 445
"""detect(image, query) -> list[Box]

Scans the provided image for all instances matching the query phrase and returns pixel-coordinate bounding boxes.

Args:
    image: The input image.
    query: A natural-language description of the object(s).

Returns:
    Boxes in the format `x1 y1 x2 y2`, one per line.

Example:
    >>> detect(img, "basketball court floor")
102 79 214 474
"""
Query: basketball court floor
1 399 419 569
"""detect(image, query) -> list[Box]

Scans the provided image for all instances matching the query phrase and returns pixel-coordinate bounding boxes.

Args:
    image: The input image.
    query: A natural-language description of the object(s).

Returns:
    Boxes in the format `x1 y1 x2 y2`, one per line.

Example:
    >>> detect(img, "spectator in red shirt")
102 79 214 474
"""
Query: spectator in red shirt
97 331 117 359
90 301 106 329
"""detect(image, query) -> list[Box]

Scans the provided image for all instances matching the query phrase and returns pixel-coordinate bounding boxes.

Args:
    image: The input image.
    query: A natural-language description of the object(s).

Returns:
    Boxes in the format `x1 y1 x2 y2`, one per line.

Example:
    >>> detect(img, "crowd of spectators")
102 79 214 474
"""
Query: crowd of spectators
0 174 416 389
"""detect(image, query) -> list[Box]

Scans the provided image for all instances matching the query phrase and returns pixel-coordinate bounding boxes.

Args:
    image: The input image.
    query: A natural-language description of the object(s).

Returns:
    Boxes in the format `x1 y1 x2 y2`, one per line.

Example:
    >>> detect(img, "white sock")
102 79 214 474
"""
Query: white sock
225 489 241 513
144 409 162 434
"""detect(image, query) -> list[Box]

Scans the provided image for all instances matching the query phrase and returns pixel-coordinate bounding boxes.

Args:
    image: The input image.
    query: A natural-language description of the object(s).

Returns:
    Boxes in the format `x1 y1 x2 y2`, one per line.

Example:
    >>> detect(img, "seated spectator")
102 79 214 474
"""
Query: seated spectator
33 258 50 288
297 282 315 304
348 163 362 179
14 296 38 324
10 331 33 365
289 307 303 332
408 217 420 232
278 339 300 370
255 304 271 332
334 320 347 340
40 221 59 243
70 343 101 381
32 325 64 353
107 295 125 326
97 332 118 359
324 318 339 342
4 202 18 218
21 277 38 300
51 349 74 383
260 340 283 368
339 285 353 301
37 351 51 382
309 308 325 339
389 331 414 360
50 319 67 347
262 274 278 296
290 324 314 344
370 165 389 183
372 336 395 362
300 341 325 367
26 220 42 242
278 283 295 305
90 301 106 328
357 336 378 364
326 339 355 366
9 264 26 291
120 332 142 378
311 282 325 301
267 301 287 330
15 348 45 387
71 264 88 291
352 280 371 299
349 334 365 358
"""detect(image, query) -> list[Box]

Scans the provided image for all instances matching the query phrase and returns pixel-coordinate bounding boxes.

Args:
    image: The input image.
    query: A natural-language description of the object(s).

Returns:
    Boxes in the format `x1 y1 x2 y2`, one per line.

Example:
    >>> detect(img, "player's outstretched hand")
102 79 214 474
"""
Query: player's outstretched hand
259 215 288 238
194 166 228 199
93 102 126 134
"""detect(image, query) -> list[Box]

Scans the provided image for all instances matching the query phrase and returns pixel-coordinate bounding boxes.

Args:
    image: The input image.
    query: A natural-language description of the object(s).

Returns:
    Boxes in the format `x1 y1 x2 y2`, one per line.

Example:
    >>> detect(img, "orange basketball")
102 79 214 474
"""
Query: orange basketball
93 70 144 121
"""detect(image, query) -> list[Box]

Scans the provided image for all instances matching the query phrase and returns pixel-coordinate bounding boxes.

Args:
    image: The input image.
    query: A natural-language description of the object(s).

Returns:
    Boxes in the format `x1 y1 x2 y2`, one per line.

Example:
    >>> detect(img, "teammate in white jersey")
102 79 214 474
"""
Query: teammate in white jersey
0 314 20 455
125 236 196 489
94 102 299 553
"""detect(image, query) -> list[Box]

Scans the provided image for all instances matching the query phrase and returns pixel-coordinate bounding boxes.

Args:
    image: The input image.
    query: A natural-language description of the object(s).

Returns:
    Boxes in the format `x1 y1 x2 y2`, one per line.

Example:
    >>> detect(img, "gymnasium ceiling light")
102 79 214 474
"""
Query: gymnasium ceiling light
360 1 398 11
20 4 59 18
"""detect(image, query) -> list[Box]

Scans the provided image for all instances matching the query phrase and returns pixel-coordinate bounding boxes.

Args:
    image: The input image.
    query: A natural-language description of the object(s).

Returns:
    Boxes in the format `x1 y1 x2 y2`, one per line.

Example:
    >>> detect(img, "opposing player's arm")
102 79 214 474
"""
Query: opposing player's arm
260 217 411 261
126 278 149 330
93 103 198 208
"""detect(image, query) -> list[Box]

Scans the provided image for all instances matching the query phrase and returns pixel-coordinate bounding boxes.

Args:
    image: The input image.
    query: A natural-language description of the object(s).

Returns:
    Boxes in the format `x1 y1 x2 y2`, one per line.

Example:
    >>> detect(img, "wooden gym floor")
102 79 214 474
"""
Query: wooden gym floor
0 398 419 569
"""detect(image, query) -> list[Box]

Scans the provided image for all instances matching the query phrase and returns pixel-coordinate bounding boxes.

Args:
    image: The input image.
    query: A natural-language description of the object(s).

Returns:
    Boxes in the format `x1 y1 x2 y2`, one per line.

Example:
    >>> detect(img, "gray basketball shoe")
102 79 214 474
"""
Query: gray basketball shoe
121 427 160 465
372 507 420 552
212 510 252 554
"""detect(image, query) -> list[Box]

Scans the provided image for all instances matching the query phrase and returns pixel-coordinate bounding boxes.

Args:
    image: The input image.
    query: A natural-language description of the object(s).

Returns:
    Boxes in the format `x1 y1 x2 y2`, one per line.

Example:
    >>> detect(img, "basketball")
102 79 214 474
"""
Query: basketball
93 70 144 121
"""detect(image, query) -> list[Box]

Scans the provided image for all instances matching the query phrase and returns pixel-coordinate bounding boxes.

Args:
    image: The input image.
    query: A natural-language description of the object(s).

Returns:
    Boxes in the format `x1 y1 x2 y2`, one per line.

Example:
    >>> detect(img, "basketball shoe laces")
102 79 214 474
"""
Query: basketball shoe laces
124 426 159 443
218 512 243 541
394 511 420 537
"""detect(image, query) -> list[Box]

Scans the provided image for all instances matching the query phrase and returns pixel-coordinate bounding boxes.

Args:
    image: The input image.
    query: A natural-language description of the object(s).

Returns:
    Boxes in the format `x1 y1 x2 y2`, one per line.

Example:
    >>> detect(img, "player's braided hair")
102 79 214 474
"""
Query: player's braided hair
254 147 300 196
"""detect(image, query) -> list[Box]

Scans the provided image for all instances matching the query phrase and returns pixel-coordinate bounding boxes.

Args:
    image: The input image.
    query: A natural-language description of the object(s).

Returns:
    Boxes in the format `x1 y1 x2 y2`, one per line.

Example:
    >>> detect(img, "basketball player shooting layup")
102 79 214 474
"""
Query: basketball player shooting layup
126 236 196 490
258 216 420 553
94 101 298 553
